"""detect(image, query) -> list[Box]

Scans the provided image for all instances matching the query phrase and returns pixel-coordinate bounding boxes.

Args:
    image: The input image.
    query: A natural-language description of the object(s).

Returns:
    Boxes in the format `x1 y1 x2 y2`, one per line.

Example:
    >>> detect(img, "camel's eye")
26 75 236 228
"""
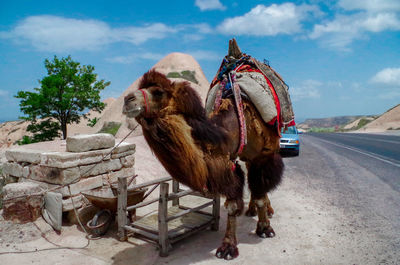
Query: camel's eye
152 89 164 98
124 94 136 103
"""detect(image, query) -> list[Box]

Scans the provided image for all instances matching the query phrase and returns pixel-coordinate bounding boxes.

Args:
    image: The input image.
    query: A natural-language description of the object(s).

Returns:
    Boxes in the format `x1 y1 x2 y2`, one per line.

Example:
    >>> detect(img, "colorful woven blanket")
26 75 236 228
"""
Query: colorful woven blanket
206 55 295 135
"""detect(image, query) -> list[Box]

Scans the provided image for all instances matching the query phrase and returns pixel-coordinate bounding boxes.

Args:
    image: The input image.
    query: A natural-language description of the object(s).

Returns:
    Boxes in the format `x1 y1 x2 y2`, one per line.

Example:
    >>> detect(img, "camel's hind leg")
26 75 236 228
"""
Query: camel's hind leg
247 153 284 238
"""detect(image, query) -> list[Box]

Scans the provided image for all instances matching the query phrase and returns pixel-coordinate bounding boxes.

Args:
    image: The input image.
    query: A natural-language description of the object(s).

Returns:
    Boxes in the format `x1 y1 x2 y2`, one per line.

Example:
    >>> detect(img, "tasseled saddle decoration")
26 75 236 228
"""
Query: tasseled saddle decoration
213 57 249 155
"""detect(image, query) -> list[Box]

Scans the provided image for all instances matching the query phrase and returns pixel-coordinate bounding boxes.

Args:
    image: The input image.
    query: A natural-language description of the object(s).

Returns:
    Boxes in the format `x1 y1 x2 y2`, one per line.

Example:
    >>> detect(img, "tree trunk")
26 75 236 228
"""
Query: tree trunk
61 121 67 140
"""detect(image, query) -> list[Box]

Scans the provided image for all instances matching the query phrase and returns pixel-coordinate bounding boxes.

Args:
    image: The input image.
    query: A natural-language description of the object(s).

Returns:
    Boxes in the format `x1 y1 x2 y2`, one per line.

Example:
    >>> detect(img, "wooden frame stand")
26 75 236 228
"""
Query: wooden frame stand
117 176 220 257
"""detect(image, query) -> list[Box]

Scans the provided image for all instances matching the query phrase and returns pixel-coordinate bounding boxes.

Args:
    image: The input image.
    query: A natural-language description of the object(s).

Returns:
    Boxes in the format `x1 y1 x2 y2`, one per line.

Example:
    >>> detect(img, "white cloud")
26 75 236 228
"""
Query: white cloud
0 15 178 52
182 23 214 42
370 67 400 86
193 23 214 34
186 50 220 61
112 23 177 45
106 52 165 64
309 12 400 50
217 3 320 36
195 0 226 11
107 50 220 64
338 0 400 13
290 79 322 101
362 12 400 32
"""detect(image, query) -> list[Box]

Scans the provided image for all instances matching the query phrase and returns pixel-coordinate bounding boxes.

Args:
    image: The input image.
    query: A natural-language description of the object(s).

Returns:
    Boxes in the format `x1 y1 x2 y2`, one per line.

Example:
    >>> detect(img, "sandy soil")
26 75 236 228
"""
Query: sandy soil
1 134 398 264
357 104 400 133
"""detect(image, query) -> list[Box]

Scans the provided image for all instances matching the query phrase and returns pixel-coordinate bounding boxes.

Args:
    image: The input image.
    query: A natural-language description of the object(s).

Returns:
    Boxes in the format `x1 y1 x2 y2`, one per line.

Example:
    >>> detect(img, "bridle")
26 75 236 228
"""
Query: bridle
138 89 150 115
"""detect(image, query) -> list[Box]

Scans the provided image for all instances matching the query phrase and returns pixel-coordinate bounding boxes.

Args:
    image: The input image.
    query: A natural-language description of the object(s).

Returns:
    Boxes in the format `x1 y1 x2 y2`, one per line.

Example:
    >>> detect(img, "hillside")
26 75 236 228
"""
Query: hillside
357 104 400 132
298 116 365 131
298 104 400 133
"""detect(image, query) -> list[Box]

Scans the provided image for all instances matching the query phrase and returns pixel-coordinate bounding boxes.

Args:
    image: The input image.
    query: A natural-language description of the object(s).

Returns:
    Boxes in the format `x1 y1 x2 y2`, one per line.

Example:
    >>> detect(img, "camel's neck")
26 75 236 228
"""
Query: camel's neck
141 115 209 192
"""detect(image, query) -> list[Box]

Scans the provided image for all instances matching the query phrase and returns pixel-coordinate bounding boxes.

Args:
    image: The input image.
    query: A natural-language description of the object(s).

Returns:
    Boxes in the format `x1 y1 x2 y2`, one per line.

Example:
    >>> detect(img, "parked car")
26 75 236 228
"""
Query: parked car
280 126 300 156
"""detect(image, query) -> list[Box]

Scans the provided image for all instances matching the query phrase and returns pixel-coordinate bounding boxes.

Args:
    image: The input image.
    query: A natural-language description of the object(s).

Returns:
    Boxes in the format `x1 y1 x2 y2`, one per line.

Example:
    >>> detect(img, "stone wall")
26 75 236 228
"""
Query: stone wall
2 134 136 222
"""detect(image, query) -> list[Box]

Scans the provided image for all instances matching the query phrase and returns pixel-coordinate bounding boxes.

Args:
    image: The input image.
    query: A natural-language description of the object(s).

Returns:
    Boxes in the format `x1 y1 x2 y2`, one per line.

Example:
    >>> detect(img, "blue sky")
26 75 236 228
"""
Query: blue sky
1 0 399 122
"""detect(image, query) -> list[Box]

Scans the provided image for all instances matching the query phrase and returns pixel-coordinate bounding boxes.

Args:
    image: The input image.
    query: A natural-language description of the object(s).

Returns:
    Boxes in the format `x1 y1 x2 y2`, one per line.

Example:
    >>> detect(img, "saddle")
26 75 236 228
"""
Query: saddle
206 42 295 135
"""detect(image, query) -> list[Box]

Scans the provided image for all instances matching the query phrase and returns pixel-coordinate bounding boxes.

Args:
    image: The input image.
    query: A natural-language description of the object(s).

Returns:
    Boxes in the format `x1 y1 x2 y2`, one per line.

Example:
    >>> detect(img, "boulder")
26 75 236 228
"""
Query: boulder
42 192 62 231
2 182 43 223
66 133 115 152
5 149 42 164
30 165 80 185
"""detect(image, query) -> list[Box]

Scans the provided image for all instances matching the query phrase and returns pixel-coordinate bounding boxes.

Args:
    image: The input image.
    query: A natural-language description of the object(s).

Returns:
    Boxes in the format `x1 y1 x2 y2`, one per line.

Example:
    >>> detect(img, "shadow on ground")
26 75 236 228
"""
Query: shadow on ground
111 206 269 265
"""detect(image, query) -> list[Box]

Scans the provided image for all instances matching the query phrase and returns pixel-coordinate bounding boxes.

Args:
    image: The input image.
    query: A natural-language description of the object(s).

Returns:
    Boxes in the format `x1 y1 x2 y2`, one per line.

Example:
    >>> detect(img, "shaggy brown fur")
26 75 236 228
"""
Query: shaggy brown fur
136 70 243 197
124 70 284 260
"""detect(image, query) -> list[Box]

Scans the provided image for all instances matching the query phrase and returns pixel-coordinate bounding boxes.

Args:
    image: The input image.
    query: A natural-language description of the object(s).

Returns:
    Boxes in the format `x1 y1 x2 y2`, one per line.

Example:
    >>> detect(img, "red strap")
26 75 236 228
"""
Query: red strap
231 162 236 172
237 66 282 136
139 89 149 114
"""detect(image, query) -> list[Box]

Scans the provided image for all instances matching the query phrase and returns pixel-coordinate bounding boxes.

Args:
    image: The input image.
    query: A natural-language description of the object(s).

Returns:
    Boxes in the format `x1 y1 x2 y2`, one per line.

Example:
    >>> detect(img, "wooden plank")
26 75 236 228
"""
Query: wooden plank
178 205 213 217
166 201 213 222
126 197 159 211
172 180 179 206
212 195 220 231
168 189 193 200
131 222 159 235
133 206 213 240
124 225 159 241
158 183 169 257
117 176 128 241
129 176 172 190
169 220 214 244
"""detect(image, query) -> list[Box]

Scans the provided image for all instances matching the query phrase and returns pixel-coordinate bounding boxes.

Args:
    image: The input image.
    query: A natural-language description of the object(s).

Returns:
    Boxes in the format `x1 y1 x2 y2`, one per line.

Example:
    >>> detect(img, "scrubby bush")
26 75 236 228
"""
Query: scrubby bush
308 127 335 133
167 70 198 84
87 117 99 127
98 121 121 136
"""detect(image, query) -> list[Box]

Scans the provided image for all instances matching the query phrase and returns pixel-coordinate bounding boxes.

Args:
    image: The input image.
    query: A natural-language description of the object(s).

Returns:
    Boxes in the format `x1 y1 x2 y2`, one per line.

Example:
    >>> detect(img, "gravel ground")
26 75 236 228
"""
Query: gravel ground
0 135 399 264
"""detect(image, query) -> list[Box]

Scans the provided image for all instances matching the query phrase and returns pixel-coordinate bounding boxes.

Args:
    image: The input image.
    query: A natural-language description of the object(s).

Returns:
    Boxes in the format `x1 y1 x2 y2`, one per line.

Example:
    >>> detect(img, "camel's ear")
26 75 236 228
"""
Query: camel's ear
228 38 243 59
172 81 204 118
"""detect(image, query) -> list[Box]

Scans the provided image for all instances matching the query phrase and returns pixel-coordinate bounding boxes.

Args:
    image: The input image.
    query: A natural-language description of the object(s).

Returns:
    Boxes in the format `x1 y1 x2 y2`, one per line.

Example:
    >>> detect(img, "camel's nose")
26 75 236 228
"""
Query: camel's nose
122 92 144 117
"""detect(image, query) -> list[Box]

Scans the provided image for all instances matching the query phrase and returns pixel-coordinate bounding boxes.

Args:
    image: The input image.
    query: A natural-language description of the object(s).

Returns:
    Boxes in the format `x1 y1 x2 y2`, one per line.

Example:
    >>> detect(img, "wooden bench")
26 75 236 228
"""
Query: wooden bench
117 176 220 256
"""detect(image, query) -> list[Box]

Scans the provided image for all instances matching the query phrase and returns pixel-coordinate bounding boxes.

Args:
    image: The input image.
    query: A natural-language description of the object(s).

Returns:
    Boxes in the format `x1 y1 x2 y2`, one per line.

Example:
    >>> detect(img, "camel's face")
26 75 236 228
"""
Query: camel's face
123 86 170 118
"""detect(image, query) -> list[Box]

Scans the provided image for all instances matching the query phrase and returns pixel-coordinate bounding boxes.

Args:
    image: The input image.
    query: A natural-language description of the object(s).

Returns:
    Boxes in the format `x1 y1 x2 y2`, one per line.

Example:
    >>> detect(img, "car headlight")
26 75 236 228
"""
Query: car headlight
289 140 299 144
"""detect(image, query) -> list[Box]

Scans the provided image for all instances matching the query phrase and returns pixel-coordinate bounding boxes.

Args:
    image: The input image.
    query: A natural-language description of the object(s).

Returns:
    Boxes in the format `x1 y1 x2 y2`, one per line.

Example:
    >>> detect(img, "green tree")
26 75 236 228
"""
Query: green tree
15 56 110 140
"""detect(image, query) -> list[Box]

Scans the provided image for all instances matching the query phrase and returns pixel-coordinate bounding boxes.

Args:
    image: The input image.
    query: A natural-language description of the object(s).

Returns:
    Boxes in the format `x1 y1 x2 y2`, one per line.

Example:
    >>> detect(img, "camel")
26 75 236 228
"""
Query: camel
122 43 285 260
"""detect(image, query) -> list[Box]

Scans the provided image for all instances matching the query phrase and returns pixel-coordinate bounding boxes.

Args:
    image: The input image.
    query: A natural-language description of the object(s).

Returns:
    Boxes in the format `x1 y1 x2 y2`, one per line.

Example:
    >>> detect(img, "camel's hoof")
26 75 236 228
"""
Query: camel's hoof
216 242 239 260
245 208 257 217
256 224 275 238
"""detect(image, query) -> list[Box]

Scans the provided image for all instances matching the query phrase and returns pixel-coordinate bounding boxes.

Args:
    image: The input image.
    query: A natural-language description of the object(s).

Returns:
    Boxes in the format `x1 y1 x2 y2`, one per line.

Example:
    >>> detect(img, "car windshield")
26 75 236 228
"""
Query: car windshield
282 126 297 134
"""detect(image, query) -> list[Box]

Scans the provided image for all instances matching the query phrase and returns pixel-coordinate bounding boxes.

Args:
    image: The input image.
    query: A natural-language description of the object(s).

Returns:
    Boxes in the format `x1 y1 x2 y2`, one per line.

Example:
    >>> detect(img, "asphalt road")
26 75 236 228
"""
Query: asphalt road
280 133 400 264
306 132 400 192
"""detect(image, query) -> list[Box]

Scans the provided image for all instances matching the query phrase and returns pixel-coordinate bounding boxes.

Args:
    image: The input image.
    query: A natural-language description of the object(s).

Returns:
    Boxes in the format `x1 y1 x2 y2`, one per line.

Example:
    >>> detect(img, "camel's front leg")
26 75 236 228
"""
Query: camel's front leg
255 197 275 238
216 199 243 260
245 193 274 218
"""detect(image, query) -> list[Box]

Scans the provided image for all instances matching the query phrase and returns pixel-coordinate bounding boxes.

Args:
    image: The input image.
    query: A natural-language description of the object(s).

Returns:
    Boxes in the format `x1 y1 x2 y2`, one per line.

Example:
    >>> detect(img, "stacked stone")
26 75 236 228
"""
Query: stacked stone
2 134 136 223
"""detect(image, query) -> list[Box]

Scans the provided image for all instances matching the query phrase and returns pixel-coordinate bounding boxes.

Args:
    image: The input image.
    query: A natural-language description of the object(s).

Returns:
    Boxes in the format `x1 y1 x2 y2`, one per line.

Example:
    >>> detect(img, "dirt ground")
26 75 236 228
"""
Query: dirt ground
0 177 347 265
0 135 398 265
0 174 389 265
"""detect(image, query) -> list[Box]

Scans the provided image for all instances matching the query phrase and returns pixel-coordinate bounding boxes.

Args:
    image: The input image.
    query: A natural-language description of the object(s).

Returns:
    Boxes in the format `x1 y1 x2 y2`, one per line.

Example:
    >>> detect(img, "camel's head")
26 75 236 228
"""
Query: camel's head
123 70 174 119
123 69 204 125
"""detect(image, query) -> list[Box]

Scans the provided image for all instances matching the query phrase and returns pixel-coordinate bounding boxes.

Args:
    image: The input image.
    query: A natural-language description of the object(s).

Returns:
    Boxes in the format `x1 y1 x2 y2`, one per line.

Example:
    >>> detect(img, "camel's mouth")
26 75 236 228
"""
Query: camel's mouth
123 105 143 118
